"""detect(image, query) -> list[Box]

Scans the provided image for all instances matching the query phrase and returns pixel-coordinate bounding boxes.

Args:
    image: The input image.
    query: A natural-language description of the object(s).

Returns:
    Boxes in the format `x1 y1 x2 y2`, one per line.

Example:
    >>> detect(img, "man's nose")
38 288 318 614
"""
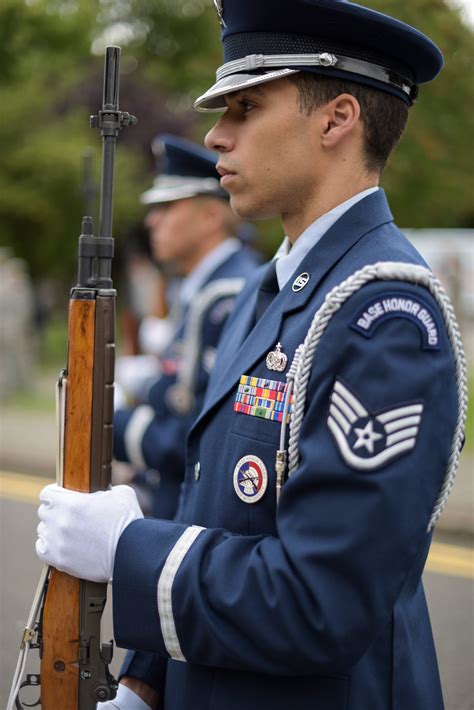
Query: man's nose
205 117 233 153
145 208 162 229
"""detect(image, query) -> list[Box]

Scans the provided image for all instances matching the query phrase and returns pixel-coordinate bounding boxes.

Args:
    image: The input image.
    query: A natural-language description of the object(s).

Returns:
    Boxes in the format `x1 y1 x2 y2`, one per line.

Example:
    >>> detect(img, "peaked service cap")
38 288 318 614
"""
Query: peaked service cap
194 0 444 111
140 134 228 205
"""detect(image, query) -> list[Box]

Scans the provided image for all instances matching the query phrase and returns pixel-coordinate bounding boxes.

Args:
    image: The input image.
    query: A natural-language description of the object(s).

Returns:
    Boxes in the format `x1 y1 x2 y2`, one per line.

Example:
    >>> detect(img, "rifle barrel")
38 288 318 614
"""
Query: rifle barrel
99 46 121 246
103 46 120 110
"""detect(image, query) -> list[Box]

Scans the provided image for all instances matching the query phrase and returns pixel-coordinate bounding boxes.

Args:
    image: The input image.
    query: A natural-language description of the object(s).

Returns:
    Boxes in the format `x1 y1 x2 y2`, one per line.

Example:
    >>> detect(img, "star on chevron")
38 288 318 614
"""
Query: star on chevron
353 420 383 454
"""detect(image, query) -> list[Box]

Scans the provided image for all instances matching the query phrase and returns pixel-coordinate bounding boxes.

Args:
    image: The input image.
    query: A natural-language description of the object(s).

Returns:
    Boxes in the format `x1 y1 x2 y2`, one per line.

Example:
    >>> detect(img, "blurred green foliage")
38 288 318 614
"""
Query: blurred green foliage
0 0 146 282
370 0 474 228
0 0 472 283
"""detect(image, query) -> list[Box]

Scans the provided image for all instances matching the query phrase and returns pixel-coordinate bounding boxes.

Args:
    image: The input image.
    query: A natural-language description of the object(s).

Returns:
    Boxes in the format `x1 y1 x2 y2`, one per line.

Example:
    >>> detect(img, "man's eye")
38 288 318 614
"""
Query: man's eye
239 100 255 112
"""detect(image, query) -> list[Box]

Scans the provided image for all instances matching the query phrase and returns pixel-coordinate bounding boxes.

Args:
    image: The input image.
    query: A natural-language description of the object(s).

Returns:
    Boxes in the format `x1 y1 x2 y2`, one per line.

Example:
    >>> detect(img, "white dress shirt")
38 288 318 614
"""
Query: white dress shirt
275 187 379 290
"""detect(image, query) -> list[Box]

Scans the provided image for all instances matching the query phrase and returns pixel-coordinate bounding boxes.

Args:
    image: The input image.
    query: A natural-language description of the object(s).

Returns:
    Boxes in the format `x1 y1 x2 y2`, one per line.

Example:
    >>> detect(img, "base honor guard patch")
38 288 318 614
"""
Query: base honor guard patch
328 379 424 471
233 455 268 503
234 375 294 423
351 291 440 350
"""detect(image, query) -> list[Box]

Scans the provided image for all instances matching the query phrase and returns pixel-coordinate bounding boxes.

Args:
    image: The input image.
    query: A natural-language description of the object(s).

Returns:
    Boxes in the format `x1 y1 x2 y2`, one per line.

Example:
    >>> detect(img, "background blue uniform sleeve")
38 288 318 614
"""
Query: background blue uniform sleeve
113 290 247 473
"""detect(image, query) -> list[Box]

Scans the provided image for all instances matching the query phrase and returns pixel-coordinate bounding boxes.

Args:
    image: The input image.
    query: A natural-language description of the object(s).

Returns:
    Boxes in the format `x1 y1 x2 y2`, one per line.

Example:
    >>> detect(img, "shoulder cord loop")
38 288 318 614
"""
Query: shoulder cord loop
168 278 245 414
287 262 467 533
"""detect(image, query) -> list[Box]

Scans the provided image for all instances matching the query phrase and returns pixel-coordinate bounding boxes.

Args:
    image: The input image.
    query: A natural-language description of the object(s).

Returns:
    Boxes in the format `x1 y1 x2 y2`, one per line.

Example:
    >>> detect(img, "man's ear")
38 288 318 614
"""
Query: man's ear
321 94 361 148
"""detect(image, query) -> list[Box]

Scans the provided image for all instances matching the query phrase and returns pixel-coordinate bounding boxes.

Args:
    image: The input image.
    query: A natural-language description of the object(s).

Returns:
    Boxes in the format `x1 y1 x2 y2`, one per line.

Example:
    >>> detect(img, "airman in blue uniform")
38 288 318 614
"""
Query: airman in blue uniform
37 2 467 709
113 134 260 518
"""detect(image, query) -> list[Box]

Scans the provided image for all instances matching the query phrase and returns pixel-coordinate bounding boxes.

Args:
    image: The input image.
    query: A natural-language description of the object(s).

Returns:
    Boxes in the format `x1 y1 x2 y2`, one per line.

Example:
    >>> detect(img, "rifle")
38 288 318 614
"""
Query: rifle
7 46 137 710
81 148 98 222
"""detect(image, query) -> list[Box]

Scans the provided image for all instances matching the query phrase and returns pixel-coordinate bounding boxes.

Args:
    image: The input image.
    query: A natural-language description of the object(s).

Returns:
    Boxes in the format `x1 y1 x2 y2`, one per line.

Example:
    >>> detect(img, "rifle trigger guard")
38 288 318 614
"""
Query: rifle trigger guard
16 674 41 709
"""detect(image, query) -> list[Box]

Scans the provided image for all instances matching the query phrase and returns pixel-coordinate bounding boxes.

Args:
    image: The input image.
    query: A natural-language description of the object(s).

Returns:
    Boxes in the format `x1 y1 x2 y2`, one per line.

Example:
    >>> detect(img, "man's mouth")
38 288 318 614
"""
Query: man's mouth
217 164 236 176
216 165 238 187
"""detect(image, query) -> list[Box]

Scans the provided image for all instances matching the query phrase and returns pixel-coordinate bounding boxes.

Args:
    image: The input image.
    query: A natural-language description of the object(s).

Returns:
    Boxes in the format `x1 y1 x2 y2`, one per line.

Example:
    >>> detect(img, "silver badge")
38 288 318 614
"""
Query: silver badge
266 342 288 372
318 53 338 67
292 273 310 292
213 0 226 27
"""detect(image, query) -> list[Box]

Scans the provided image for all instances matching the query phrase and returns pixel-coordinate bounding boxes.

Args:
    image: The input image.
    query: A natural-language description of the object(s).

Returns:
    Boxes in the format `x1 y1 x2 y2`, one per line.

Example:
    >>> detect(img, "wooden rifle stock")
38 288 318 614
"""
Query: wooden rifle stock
7 46 136 710
41 291 116 708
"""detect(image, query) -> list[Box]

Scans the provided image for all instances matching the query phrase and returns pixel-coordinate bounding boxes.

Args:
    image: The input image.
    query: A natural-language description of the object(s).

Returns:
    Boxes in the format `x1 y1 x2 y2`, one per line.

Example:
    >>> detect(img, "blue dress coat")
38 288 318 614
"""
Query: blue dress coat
113 245 260 518
112 191 456 709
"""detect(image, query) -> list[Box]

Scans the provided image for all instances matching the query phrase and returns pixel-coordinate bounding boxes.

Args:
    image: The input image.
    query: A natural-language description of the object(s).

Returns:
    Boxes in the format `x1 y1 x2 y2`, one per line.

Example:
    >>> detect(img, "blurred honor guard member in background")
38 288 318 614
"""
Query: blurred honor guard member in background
114 133 259 518
37 2 466 710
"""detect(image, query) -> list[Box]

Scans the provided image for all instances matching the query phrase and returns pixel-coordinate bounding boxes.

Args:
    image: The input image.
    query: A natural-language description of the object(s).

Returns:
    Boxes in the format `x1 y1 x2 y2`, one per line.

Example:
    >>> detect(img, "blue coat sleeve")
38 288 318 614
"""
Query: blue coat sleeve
112 279 458 676
119 649 166 695
113 393 188 475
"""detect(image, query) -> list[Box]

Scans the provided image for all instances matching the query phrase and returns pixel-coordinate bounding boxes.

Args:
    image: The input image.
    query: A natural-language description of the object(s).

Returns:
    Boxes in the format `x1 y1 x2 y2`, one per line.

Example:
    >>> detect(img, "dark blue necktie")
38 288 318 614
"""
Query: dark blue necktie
255 260 279 322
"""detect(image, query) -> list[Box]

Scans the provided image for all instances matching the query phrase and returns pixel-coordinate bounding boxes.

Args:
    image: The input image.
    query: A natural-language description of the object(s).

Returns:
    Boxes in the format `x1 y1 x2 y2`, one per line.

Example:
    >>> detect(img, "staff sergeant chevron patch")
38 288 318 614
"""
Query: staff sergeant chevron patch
327 379 424 471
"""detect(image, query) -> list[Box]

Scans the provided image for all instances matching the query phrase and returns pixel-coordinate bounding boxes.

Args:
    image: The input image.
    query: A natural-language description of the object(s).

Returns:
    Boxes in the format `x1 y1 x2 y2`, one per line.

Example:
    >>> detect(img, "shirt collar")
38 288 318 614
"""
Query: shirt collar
180 238 241 305
275 187 379 290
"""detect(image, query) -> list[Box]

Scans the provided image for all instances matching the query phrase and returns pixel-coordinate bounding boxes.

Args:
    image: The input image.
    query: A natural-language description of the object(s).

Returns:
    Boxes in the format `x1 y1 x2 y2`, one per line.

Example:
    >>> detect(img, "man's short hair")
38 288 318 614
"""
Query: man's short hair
290 72 409 174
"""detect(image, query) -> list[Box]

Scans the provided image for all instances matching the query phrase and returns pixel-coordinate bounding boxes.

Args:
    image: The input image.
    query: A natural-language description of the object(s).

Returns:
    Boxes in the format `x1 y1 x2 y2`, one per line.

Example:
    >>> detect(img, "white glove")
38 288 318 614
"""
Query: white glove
114 381 128 411
139 316 174 356
96 682 152 709
36 484 143 583
115 354 162 402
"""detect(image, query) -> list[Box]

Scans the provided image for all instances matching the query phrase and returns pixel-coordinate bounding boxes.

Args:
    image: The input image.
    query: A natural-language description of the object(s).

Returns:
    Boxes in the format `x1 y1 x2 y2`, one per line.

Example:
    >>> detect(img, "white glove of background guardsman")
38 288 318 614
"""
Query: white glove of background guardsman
36 484 143 583
96 683 152 710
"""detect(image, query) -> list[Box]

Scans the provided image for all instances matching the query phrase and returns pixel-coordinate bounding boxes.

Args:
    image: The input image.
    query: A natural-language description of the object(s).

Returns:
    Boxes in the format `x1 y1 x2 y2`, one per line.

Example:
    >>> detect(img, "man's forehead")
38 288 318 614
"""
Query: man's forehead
223 79 299 108
226 85 266 101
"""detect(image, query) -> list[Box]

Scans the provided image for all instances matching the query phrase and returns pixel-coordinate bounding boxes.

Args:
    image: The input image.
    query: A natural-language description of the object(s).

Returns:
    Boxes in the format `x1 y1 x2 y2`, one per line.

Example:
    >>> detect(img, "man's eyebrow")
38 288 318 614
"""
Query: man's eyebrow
230 85 266 100
242 84 265 96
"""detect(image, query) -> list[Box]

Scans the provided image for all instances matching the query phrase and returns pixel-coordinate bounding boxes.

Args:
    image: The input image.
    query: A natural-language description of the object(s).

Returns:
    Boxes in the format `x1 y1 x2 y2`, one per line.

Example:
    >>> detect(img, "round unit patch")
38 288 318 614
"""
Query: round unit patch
233 455 268 504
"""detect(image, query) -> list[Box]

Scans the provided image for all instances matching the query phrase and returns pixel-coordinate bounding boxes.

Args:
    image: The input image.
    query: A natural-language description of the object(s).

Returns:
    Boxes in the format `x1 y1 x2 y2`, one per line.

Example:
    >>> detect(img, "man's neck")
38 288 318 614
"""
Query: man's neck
282 174 379 244
180 232 227 276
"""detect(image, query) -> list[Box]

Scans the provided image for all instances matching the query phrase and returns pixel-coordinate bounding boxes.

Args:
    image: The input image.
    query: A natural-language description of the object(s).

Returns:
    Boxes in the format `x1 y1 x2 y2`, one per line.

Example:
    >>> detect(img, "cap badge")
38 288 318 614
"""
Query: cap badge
319 53 338 67
213 0 226 27
292 273 310 292
266 342 288 373
233 455 268 504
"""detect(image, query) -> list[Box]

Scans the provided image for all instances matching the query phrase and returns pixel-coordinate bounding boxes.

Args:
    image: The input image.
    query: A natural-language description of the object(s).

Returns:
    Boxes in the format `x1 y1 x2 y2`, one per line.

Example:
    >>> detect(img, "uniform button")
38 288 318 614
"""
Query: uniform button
194 462 201 481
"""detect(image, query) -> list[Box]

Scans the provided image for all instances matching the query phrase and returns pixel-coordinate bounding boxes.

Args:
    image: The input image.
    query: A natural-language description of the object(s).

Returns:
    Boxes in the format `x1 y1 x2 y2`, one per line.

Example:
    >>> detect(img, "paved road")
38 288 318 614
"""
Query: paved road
1 475 473 709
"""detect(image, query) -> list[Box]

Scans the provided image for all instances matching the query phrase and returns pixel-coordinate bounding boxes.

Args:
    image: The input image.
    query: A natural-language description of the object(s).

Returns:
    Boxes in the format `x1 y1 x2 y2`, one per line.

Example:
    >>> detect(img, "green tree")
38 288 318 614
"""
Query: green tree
0 0 145 281
357 0 474 228
0 0 472 283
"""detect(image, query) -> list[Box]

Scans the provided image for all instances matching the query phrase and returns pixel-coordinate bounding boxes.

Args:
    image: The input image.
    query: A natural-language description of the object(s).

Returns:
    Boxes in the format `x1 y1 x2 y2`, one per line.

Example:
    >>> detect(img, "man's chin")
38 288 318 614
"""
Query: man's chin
229 195 277 221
